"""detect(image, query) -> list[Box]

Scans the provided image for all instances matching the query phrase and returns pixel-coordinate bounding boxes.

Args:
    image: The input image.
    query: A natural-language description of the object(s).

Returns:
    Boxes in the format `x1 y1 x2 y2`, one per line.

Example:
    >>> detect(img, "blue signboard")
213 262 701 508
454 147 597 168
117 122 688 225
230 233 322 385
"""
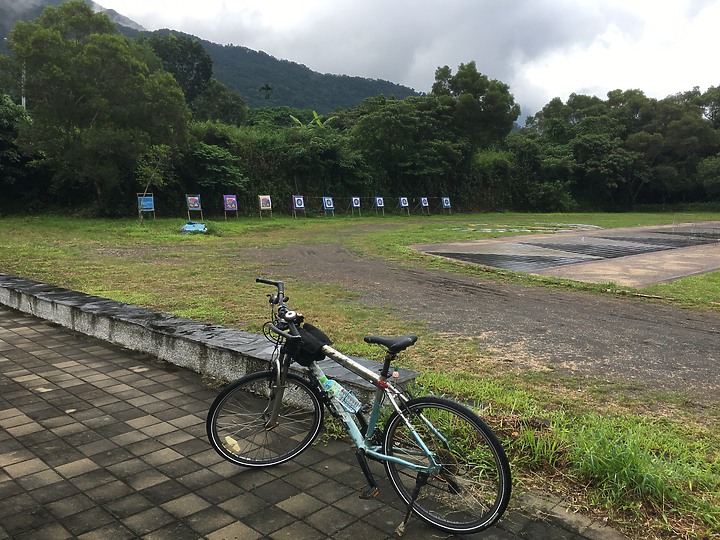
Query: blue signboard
138 194 155 211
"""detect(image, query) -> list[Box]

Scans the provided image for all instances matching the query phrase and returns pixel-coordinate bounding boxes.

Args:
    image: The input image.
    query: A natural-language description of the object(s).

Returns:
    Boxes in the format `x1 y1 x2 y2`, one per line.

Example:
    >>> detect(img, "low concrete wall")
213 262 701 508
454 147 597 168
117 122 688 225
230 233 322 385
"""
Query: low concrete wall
0 273 415 398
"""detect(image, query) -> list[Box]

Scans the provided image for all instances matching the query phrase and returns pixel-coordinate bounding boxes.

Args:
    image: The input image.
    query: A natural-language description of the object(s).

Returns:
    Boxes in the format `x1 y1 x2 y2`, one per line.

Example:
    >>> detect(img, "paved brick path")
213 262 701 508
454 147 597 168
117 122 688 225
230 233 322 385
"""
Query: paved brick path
0 305 626 539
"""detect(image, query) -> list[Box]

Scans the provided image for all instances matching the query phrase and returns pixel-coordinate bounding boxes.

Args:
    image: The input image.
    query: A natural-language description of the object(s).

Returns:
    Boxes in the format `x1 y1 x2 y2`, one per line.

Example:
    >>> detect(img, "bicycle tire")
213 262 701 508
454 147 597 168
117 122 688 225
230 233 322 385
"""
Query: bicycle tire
383 396 511 534
207 371 324 467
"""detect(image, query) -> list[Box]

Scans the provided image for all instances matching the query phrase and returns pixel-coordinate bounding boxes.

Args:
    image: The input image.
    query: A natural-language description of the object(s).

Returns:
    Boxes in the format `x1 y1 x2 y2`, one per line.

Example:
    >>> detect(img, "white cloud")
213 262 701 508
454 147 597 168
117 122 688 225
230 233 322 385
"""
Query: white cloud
97 0 719 116
512 0 720 115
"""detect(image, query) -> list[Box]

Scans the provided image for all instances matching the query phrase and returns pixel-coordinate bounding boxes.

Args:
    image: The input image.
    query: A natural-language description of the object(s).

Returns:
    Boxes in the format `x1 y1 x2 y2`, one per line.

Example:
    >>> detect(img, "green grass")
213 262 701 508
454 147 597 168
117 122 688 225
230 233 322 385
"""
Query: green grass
643 271 720 307
1 212 719 538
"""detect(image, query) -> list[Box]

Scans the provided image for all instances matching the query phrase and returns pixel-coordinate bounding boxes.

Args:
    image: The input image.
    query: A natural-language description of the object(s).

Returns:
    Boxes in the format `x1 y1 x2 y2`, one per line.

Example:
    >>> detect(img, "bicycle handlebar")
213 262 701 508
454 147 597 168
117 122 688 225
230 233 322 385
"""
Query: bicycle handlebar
257 277 287 306
269 323 301 341
256 277 283 287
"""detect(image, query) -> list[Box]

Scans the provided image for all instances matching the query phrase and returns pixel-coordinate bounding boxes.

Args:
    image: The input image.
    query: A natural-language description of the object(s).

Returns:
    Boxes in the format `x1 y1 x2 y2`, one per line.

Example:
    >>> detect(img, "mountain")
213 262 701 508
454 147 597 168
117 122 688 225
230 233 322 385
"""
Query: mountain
91 2 146 32
1 0 420 112
0 0 144 41
180 32 420 111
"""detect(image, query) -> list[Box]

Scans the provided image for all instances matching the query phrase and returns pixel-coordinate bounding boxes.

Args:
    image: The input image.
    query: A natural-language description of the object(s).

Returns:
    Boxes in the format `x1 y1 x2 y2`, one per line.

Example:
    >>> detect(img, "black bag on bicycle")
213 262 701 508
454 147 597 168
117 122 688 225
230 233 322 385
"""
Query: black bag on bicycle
283 322 333 366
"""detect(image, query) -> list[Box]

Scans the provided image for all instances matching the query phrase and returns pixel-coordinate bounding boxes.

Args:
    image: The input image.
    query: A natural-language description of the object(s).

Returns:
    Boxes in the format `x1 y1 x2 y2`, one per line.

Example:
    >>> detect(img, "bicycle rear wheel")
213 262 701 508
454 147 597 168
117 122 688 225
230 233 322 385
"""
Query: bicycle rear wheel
207 371 323 467
383 396 511 534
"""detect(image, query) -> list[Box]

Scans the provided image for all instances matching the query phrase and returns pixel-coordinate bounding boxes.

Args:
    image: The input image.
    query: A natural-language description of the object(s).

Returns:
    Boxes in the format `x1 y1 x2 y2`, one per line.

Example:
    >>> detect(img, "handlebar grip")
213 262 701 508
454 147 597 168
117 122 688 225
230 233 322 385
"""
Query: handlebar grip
256 278 283 287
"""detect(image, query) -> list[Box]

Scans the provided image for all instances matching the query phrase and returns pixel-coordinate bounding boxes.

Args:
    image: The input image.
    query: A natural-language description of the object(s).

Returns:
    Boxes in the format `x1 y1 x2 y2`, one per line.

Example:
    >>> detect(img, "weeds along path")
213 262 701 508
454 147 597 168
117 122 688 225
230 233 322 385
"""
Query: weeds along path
249 243 720 406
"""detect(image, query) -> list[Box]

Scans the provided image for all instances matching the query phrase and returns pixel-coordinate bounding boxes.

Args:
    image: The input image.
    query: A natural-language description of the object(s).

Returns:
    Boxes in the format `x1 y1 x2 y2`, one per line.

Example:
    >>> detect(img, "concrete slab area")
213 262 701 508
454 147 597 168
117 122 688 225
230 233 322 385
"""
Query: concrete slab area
0 305 627 539
414 222 720 288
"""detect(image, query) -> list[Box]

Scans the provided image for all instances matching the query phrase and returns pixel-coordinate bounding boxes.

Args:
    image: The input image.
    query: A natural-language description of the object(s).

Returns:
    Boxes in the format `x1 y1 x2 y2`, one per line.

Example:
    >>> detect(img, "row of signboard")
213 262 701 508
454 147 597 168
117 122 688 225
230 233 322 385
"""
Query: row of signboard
287 195 451 211
138 194 452 214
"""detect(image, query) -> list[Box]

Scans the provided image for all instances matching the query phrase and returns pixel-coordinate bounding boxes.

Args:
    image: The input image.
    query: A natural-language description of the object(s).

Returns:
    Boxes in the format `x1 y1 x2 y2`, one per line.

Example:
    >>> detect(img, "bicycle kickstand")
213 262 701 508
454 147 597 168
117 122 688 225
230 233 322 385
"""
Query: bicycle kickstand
355 449 379 499
395 471 429 537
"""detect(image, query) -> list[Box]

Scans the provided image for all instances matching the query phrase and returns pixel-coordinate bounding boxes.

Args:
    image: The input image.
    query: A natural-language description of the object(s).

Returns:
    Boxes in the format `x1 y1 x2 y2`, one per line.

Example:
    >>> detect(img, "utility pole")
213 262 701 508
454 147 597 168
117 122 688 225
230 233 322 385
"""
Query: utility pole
21 63 26 109
4 37 26 108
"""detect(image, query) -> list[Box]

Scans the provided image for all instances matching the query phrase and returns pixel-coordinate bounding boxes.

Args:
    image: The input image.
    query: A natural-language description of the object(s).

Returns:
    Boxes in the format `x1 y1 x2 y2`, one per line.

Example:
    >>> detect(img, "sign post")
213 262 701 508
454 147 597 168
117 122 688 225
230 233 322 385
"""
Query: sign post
292 195 306 218
322 196 335 217
375 196 385 216
137 193 155 221
186 194 203 221
258 195 272 218
441 196 452 214
223 194 238 220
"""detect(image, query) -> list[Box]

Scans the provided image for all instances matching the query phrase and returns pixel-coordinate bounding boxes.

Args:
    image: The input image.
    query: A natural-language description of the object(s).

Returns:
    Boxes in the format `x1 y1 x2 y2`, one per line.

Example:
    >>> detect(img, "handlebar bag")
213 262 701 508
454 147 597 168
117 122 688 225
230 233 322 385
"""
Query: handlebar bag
285 323 333 366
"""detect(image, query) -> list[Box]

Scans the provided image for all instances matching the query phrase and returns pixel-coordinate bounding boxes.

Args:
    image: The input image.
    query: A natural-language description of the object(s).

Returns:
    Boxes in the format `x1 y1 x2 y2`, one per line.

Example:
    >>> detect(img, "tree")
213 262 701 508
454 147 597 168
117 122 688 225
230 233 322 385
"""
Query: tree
697 154 720 199
289 110 336 129
7 0 188 213
135 144 175 196
260 83 273 101
349 96 467 196
191 78 248 125
431 61 520 148
186 141 245 190
143 32 213 103
701 86 720 129
606 89 652 136
571 131 648 207
0 94 30 202
566 93 607 125
504 132 577 211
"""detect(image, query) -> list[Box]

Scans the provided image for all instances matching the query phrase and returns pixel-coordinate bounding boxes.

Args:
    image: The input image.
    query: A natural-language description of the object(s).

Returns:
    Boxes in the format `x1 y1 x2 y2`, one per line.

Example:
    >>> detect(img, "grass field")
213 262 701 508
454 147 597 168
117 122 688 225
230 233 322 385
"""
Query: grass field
1 212 719 539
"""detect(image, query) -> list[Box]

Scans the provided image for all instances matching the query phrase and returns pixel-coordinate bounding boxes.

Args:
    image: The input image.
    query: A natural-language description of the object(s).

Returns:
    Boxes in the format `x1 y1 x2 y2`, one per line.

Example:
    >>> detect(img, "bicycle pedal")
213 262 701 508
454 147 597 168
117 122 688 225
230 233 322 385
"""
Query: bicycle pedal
359 486 379 499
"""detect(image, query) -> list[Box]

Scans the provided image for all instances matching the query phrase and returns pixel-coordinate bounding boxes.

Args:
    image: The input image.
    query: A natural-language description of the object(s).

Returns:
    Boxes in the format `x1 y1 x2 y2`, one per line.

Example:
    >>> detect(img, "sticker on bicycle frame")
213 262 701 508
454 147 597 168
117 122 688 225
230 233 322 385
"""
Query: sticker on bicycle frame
375 197 384 208
351 197 361 208
420 197 429 207
399 197 409 207
323 197 334 210
293 195 305 210
441 197 451 208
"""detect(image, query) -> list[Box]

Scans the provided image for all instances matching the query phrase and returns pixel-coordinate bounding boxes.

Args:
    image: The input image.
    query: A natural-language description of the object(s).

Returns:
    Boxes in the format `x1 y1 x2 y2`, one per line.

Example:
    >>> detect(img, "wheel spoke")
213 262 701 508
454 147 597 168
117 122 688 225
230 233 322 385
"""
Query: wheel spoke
383 397 511 534
207 372 323 467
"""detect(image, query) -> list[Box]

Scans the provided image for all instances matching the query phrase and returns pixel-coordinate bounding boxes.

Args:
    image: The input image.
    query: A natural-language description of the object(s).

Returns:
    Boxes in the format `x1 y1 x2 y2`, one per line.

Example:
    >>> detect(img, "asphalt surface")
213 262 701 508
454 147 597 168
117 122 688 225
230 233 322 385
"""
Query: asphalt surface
414 221 720 287
0 304 627 539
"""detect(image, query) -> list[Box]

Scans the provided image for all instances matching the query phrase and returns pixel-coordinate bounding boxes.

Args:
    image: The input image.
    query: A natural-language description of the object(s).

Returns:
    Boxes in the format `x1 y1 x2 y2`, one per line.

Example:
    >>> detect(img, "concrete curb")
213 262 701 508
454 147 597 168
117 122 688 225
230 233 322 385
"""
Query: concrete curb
0 273 415 397
515 491 629 540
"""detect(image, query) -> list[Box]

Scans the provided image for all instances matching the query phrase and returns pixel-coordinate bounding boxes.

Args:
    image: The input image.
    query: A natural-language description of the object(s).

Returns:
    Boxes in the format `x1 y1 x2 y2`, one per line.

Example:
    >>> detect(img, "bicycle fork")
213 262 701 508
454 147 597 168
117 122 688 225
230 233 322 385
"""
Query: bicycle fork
263 355 288 429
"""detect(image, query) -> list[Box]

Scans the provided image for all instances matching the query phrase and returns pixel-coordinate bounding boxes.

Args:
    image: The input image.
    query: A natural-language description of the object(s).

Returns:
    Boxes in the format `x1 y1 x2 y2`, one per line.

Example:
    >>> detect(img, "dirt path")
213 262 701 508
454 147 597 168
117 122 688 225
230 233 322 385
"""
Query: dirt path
250 243 720 406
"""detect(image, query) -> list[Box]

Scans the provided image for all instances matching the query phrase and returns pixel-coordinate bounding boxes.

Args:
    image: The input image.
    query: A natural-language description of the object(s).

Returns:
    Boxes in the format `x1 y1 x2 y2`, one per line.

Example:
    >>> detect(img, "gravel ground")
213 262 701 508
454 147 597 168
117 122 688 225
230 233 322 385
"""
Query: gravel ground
249 241 719 406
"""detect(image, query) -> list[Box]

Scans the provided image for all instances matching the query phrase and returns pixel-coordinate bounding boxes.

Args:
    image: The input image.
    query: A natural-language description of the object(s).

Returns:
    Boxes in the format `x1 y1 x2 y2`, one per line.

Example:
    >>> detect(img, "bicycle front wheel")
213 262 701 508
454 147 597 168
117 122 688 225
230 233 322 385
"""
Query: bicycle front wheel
383 396 511 534
207 371 324 467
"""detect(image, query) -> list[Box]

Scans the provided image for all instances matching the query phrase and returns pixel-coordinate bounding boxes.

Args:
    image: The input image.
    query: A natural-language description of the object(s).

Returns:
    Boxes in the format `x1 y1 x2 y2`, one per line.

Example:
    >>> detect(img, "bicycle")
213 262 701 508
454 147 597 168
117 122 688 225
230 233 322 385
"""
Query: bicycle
206 278 511 535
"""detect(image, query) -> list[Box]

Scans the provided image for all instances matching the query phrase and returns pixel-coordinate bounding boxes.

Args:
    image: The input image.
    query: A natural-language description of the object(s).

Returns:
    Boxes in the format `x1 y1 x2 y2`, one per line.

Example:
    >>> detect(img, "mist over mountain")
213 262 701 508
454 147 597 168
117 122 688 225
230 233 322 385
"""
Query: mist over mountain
1 0 419 111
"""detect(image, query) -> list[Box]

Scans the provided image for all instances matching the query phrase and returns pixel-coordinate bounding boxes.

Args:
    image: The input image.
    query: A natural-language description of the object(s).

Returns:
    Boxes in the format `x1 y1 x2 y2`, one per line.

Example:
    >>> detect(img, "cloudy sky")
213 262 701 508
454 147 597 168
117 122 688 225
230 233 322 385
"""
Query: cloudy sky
97 0 719 118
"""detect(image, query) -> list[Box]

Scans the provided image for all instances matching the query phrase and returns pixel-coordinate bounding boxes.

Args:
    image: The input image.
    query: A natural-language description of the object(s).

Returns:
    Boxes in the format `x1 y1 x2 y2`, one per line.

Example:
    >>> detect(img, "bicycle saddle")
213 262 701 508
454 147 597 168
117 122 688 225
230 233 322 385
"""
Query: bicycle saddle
364 334 418 353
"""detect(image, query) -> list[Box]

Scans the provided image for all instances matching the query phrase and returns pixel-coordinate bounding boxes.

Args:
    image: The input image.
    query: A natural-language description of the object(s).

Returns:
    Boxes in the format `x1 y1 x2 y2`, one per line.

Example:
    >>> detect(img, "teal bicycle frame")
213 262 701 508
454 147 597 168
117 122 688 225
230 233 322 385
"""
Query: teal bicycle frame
307 344 444 475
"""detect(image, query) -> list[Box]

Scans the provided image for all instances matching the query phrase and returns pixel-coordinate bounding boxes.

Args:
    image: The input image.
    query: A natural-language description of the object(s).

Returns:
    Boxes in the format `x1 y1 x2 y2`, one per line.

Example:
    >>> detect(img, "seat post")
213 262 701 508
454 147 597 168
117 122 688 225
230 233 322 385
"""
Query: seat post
380 351 396 378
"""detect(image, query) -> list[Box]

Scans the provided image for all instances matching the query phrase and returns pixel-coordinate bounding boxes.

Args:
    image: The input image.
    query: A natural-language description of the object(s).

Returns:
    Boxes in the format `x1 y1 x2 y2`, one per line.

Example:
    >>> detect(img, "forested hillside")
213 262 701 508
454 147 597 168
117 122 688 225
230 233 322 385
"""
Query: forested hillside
201 38 419 111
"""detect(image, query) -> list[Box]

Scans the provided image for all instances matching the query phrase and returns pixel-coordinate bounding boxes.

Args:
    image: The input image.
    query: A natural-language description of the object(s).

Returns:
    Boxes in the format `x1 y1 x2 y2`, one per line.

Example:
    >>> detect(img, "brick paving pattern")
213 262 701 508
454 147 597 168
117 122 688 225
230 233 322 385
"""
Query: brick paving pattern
0 305 626 539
